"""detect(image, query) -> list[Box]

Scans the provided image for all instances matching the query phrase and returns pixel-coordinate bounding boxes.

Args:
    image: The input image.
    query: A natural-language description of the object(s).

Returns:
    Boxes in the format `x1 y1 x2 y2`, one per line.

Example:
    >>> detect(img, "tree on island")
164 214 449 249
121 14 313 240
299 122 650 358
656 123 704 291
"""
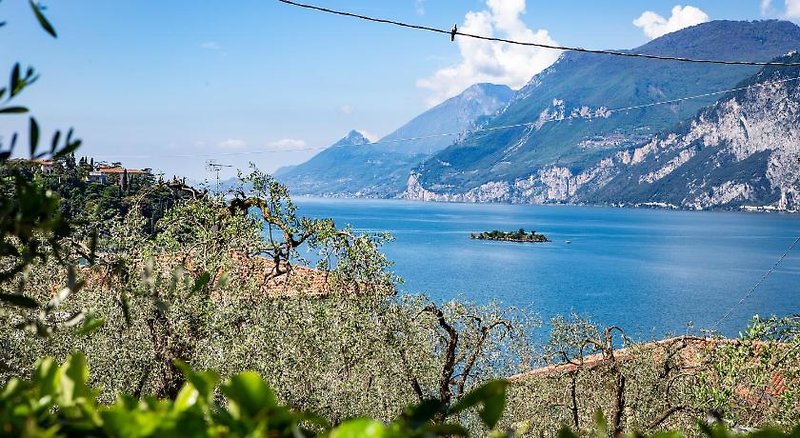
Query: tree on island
470 228 549 242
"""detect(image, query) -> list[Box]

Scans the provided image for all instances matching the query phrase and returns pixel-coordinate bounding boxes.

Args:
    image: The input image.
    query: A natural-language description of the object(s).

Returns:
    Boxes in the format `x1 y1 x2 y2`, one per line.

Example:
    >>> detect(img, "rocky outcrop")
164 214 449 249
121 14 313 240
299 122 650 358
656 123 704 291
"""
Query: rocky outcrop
403 173 512 203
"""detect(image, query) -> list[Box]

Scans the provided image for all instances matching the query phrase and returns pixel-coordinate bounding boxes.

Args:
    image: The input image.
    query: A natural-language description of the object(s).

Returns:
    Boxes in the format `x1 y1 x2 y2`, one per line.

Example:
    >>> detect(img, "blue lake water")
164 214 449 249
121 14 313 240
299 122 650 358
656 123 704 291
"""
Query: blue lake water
294 198 800 339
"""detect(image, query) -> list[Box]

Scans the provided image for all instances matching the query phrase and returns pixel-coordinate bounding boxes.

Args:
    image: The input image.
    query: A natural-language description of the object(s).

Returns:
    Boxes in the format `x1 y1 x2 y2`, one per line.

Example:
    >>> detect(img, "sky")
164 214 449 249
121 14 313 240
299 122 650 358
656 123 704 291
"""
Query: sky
1 0 798 181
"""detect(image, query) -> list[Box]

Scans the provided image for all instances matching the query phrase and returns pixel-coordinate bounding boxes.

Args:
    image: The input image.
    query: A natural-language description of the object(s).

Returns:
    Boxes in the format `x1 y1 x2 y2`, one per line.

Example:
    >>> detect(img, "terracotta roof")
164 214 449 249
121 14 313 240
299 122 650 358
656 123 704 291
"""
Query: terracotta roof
32 159 58 166
80 250 393 299
97 167 148 175
508 336 791 402
509 336 771 381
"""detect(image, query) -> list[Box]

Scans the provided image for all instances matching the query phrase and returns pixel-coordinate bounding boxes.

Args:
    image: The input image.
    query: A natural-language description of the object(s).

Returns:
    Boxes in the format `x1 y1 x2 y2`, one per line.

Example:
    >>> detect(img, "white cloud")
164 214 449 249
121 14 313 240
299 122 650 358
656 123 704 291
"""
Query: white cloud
415 0 425 16
760 0 800 18
417 0 561 107
356 130 378 142
200 41 222 51
633 5 710 40
338 105 354 115
219 138 310 152
267 138 308 151
218 138 246 149
761 0 775 15
786 0 800 17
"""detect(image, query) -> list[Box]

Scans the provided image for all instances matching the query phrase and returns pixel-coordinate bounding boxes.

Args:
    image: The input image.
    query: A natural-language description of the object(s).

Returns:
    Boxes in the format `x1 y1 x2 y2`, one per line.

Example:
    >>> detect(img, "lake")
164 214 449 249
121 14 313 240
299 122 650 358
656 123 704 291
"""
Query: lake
294 198 800 339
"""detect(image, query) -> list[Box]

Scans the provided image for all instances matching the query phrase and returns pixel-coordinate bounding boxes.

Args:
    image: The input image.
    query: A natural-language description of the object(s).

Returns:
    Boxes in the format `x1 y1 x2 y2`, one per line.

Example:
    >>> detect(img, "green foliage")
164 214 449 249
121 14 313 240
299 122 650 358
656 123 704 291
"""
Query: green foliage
2 354 800 437
502 314 800 436
233 165 399 293
0 1 88 325
0 354 515 437
28 0 57 38
693 315 800 429
28 161 181 234
450 380 508 429
2 157 536 426
0 264 536 425
2 9 799 438
470 229 550 243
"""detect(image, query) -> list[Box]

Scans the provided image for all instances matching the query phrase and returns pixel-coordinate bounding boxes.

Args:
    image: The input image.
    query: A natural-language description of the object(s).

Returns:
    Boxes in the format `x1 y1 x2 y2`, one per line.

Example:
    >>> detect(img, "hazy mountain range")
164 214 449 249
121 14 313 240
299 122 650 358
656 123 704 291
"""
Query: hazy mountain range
274 83 514 197
276 20 800 211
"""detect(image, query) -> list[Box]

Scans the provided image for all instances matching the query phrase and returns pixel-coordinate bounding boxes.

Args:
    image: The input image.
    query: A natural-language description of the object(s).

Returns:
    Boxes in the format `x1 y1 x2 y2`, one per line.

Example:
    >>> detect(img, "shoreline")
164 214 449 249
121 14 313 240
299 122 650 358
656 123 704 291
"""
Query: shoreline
291 194 799 215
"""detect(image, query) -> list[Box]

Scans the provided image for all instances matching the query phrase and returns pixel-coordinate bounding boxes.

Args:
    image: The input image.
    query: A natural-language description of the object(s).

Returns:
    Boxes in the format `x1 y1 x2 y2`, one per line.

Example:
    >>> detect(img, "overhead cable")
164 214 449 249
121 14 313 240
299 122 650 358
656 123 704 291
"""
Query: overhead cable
276 0 800 67
712 235 800 330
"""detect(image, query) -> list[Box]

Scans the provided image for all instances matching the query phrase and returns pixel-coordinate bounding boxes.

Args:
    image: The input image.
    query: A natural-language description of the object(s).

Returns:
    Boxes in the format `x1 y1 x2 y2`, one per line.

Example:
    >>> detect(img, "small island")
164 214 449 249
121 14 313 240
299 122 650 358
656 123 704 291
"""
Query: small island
470 228 550 243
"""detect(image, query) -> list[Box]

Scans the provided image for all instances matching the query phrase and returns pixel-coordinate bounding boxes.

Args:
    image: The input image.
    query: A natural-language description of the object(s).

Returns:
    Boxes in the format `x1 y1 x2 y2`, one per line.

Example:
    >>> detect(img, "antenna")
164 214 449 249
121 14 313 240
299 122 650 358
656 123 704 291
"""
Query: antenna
205 160 233 192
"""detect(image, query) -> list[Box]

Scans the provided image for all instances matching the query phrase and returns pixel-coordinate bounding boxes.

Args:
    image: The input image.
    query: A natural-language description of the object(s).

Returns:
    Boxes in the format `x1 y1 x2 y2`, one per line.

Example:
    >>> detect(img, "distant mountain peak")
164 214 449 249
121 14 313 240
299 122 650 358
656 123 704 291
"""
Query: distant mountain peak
455 83 514 103
463 82 512 94
273 81 515 197
332 130 373 148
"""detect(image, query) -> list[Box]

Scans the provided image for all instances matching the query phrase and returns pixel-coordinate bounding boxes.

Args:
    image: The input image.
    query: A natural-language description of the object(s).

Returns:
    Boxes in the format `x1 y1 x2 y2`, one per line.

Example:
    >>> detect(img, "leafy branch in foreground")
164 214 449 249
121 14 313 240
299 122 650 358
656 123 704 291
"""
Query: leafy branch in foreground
2 353 800 438
0 353 512 437
0 0 90 326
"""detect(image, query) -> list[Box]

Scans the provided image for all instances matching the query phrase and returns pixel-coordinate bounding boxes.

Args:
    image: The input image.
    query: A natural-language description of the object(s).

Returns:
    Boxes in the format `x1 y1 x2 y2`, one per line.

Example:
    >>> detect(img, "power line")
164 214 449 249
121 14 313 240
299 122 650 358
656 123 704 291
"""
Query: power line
276 0 800 68
91 146 329 160
609 75 800 113
91 74 800 160
712 235 800 330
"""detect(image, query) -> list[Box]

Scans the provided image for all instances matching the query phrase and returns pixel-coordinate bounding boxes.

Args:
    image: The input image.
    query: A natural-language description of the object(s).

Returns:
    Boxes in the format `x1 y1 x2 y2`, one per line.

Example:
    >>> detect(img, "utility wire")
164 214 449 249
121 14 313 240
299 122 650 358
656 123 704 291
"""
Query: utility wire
609 75 800 113
712 235 800 330
276 0 800 67
92 75 800 160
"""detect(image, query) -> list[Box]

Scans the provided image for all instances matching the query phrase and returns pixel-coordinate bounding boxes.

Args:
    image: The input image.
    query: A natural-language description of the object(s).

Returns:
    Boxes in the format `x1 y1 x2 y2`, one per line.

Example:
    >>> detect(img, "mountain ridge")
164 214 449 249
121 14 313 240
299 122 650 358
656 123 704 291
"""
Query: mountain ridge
274 83 513 197
405 51 800 211
403 19 800 209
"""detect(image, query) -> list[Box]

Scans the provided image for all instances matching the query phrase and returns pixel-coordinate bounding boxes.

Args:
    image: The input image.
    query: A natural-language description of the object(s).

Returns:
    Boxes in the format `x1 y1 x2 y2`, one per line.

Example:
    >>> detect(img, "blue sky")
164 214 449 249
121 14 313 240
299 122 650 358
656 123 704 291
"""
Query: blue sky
0 0 795 180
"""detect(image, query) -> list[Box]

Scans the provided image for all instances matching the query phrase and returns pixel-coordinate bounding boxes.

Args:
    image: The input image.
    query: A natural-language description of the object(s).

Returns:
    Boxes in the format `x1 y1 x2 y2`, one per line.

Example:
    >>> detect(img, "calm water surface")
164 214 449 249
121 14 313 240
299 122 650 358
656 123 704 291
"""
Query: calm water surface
294 198 800 339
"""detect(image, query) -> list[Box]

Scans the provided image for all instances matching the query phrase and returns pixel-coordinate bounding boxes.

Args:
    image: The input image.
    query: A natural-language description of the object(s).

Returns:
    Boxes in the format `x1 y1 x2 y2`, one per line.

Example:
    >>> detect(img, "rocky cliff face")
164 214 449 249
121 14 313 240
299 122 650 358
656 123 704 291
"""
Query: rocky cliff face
587 57 800 210
403 53 800 211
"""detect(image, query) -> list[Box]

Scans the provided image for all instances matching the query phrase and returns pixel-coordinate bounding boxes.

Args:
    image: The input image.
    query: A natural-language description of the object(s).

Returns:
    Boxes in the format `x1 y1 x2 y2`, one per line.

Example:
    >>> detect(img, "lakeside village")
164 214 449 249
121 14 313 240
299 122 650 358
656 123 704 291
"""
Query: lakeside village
17 157 194 193
607 201 799 214
29 157 152 186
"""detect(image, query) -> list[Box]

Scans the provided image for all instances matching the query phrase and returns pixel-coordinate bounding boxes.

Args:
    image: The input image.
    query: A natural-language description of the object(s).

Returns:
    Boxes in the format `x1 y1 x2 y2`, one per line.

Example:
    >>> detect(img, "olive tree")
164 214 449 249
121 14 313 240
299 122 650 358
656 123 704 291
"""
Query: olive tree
693 316 800 430
503 314 704 436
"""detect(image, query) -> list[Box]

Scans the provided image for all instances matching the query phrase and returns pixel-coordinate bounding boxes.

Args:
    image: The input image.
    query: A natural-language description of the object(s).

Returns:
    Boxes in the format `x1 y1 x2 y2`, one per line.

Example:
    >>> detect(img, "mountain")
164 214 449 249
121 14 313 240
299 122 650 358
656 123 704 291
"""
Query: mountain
404 20 800 205
377 83 515 155
582 52 800 210
272 129 379 195
273 83 514 197
406 52 800 211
